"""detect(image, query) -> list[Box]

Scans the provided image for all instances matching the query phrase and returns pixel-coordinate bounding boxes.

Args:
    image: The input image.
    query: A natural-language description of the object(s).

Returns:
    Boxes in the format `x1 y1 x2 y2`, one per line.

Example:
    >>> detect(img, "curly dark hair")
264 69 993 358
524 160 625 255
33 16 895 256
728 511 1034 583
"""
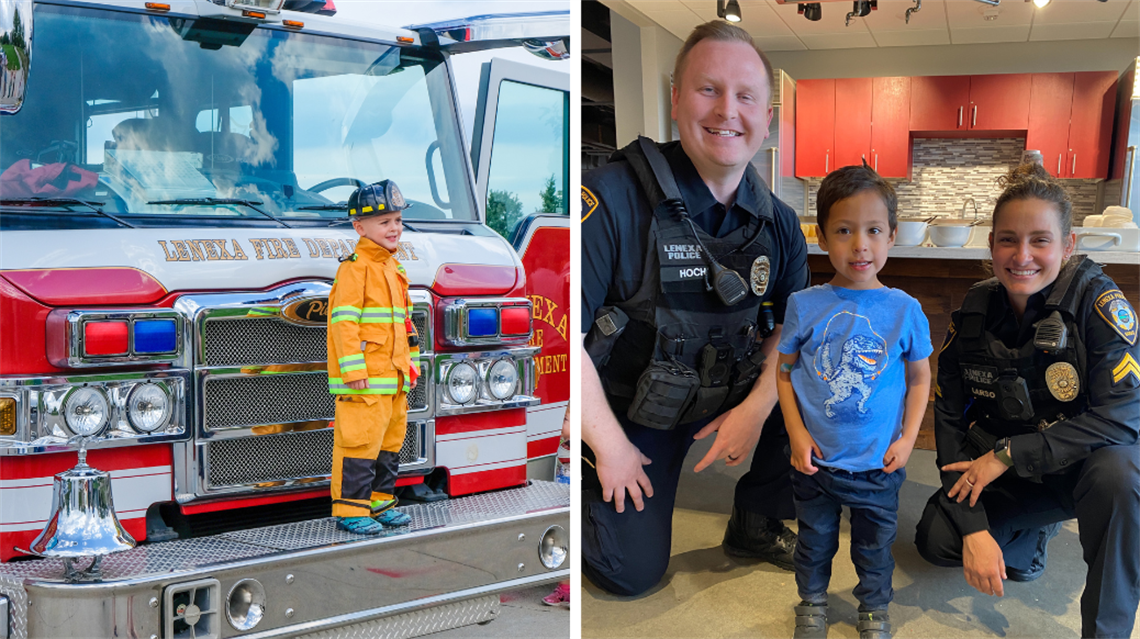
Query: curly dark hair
993 162 1074 238
815 164 898 238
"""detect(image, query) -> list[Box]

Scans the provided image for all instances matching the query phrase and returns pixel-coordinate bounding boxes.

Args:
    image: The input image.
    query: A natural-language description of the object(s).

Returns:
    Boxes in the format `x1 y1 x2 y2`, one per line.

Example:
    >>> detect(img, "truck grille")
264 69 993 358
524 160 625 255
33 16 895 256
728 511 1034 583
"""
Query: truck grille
204 373 334 431
203 318 326 367
204 372 428 430
205 423 425 489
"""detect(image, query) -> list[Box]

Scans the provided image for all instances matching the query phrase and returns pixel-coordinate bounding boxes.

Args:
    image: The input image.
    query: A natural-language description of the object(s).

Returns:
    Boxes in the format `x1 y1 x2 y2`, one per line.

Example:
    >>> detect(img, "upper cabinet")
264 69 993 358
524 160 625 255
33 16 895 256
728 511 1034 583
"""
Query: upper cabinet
795 77 910 179
910 74 1031 132
796 70 1118 181
1027 71 1117 178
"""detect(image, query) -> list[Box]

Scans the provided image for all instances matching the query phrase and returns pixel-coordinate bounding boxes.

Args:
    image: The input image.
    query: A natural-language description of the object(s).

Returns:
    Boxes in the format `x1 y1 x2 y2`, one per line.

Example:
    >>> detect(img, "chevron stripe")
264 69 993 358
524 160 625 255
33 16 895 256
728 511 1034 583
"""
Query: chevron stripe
1112 353 1140 385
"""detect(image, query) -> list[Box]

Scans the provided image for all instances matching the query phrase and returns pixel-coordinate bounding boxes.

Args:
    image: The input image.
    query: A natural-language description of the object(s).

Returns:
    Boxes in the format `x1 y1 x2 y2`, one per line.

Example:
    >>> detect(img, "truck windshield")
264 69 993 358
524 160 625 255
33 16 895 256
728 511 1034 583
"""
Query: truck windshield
0 4 477 227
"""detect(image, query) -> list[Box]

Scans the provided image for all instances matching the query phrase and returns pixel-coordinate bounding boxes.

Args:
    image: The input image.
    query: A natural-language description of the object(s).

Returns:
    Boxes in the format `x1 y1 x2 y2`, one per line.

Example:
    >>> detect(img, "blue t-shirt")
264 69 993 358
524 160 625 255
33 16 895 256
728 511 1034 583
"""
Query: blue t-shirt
778 284 933 472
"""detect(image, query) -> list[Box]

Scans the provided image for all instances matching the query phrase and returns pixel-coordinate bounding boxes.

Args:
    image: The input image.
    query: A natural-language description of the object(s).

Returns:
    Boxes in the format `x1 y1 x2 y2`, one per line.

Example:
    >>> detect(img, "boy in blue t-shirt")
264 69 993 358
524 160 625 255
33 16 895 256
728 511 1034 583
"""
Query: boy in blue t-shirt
777 165 933 639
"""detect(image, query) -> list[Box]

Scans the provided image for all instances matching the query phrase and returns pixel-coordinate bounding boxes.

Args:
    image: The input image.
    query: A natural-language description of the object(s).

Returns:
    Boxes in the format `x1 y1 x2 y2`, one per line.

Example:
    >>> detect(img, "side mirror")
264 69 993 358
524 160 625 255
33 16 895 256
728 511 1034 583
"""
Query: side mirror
0 0 33 115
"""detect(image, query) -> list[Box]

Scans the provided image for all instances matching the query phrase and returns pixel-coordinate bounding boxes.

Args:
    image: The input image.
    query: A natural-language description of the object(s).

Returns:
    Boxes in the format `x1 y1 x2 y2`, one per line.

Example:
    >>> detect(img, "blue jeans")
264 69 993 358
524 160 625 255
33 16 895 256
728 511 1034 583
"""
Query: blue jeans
792 465 905 611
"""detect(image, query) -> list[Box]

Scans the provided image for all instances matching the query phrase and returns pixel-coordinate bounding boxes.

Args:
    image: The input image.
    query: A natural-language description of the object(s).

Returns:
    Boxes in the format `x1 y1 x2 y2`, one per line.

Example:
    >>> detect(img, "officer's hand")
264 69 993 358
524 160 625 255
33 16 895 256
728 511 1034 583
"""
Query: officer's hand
345 379 368 390
692 405 763 472
596 441 653 514
788 428 822 475
943 452 1009 507
963 530 1007 597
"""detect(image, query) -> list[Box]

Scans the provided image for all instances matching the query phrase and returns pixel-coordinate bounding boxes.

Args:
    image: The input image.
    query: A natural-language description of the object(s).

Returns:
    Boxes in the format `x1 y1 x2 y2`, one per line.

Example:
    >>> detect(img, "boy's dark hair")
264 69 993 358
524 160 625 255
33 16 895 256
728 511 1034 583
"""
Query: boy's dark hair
815 164 898 237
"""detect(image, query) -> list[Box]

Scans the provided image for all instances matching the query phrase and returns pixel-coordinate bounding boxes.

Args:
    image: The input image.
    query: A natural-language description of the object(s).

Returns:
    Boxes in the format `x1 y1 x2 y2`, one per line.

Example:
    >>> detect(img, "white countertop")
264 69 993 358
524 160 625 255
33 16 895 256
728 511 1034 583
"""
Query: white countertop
805 244 1140 265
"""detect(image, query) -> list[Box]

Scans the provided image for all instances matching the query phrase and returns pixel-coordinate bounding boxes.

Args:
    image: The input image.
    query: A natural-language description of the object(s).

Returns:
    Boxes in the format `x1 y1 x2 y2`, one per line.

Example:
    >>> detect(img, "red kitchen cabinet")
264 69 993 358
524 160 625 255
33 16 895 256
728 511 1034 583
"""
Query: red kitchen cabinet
1027 73 1076 178
1027 71 1116 178
871 77 911 178
910 76 969 131
1067 71 1117 179
969 74 1031 131
796 78 835 178
910 74 1030 132
834 78 873 170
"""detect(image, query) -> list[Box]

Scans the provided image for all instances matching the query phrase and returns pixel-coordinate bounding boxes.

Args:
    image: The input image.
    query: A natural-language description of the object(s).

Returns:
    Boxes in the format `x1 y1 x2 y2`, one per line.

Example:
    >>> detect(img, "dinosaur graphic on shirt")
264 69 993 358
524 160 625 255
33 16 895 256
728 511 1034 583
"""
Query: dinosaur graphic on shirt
814 311 887 419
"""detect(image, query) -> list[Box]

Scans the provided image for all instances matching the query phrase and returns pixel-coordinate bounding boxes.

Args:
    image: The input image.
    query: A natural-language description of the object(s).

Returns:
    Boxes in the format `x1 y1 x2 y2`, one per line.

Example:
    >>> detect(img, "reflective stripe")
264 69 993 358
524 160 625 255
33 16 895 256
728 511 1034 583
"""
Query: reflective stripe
329 377 401 395
360 306 405 323
338 353 365 366
330 305 363 324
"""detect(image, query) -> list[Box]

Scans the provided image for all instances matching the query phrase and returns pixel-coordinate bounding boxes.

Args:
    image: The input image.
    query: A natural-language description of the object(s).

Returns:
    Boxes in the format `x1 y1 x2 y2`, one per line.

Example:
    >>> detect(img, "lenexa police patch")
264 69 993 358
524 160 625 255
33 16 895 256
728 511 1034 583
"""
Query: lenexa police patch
1095 289 1137 345
581 186 599 222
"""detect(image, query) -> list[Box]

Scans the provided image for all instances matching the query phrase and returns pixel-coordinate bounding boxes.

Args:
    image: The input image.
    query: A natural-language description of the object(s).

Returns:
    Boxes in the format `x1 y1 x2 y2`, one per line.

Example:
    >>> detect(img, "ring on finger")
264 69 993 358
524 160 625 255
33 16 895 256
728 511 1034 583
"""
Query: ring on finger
964 478 975 487
727 454 740 462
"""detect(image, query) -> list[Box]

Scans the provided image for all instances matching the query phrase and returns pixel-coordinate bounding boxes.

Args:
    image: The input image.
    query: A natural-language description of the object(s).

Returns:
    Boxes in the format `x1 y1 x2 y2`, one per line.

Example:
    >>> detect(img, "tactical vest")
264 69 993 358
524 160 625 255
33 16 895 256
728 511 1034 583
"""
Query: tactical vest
598 137 778 429
956 256 1099 437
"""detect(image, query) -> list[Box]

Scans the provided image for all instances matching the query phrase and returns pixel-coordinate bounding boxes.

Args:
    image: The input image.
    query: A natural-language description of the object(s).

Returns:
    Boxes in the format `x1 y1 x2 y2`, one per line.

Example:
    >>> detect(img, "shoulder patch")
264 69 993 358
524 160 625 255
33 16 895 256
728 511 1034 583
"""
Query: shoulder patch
1112 352 1140 386
581 186 599 222
939 320 957 355
1094 289 1137 345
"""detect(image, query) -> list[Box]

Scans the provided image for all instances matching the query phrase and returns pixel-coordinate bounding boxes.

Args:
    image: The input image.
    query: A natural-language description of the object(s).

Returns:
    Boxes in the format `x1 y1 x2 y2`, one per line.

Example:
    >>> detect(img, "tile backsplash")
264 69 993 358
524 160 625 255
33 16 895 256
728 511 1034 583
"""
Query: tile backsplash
803 138 1102 223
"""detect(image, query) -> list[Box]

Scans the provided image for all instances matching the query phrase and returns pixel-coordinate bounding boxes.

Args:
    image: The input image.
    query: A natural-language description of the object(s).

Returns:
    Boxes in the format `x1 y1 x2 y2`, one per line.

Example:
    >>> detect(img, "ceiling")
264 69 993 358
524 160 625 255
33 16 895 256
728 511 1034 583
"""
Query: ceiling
606 0 1139 51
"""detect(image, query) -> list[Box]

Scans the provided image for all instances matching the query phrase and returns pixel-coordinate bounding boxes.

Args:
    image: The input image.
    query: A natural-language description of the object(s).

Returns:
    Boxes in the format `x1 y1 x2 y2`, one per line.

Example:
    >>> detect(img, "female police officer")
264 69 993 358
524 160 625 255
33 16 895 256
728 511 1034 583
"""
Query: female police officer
915 163 1139 638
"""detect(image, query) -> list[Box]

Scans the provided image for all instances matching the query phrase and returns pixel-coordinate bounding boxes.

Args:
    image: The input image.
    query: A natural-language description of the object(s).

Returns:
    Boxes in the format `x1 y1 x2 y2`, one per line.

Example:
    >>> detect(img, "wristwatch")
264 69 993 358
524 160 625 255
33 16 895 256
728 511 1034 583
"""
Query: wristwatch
993 437 1013 467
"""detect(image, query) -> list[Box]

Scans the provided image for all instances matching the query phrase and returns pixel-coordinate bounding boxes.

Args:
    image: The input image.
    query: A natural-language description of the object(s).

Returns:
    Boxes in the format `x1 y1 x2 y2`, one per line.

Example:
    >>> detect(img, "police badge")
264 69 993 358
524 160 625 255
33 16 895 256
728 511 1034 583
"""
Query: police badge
750 256 770 297
1045 362 1079 402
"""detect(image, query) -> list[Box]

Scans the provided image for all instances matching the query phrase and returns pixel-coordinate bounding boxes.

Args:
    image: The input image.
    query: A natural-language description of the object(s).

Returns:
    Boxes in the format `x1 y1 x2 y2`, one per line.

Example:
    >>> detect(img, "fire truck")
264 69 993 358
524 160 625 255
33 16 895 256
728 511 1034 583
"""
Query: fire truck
0 0 570 637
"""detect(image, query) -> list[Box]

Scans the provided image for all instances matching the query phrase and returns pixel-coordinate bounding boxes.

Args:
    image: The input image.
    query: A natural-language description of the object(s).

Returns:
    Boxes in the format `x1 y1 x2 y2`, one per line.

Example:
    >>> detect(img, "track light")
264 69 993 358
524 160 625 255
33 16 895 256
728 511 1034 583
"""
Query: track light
717 0 742 22
1032 0 1050 6
798 2 822 21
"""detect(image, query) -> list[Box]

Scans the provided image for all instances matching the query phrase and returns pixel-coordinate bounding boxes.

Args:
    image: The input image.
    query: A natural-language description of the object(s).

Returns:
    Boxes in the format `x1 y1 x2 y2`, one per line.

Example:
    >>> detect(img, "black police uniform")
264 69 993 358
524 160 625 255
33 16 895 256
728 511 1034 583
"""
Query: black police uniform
581 139 810 596
915 256 1140 639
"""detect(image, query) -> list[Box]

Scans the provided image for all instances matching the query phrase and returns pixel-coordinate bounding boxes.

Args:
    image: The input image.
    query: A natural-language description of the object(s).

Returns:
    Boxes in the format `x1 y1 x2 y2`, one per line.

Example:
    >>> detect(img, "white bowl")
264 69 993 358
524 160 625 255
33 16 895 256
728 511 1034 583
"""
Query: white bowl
928 224 972 247
895 220 928 247
1076 227 1139 252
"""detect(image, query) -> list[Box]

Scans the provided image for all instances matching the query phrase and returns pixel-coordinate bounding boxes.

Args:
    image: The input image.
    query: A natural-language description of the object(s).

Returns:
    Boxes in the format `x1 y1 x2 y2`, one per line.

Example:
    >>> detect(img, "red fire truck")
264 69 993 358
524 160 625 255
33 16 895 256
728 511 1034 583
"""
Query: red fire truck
0 1 569 636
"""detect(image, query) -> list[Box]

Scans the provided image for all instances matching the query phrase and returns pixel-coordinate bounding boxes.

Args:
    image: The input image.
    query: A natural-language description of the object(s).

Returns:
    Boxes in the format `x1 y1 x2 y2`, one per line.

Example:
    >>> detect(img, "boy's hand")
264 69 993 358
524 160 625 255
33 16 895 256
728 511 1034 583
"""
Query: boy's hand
345 379 368 390
409 378 417 389
788 429 822 475
882 437 916 473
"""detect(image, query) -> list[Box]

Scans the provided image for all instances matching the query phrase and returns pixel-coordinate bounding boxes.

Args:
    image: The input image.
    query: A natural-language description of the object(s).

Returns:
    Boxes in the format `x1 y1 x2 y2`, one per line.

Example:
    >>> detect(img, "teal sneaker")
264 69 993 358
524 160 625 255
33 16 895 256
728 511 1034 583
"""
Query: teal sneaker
375 509 411 527
336 516 384 535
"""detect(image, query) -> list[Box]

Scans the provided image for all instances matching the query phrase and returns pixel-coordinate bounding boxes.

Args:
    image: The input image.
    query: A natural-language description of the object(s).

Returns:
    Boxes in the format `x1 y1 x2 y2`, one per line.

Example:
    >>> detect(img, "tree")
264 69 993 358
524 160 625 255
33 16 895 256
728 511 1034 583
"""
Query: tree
11 9 23 49
538 175 563 214
486 189 523 239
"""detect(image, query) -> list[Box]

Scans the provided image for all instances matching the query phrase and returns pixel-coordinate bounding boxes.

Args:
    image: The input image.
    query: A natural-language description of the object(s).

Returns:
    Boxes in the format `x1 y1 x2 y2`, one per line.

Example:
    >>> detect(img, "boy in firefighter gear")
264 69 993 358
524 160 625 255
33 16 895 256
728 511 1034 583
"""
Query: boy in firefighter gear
327 179 420 535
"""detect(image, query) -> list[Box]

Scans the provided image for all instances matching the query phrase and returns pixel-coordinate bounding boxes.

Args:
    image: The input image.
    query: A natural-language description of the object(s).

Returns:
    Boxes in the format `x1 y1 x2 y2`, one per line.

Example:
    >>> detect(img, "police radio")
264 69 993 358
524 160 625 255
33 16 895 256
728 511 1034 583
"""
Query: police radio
667 199 751 307
1033 311 1068 352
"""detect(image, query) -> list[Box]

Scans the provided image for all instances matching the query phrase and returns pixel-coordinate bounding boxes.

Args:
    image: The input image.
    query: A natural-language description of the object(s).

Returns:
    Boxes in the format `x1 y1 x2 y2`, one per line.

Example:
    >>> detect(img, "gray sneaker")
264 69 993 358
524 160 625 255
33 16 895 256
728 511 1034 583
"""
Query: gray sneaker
858 610 891 639
793 602 827 639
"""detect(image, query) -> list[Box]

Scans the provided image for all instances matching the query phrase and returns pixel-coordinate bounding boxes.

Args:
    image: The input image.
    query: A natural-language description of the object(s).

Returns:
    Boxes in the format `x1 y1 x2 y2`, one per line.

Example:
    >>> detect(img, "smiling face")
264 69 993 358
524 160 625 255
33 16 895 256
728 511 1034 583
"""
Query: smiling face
352 211 403 252
817 190 896 290
989 197 1075 316
671 39 773 184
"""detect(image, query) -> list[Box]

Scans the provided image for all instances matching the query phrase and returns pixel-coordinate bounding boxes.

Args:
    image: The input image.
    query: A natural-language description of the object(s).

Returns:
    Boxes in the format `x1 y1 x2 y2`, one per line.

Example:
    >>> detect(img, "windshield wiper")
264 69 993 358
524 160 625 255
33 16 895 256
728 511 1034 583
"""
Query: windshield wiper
296 204 347 211
0 197 136 228
148 198 292 229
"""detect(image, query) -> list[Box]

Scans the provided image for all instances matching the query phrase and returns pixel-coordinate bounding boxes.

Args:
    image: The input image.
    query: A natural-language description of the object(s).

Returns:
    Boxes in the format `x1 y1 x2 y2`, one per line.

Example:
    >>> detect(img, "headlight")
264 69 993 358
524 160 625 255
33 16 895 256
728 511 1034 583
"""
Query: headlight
127 383 172 432
486 359 518 400
446 363 478 404
63 387 110 436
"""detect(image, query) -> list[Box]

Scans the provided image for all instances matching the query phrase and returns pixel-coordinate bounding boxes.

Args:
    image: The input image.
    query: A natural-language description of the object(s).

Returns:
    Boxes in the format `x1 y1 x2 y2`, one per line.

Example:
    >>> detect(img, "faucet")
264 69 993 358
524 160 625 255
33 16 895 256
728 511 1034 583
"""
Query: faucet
961 196 979 222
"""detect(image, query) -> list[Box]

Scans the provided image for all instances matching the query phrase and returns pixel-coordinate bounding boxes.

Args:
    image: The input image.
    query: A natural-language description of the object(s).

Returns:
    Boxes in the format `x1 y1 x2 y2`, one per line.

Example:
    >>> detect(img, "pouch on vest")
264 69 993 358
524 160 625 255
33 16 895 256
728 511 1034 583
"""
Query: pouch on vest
585 306 629 368
722 343 767 411
627 358 700 430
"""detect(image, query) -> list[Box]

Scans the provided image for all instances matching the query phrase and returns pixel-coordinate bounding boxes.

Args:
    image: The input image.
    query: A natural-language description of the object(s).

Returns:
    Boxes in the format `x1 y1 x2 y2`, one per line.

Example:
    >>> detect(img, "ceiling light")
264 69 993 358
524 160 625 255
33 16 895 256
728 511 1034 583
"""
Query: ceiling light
799 2 822 21
1032 0 1050 7
718 0 742 23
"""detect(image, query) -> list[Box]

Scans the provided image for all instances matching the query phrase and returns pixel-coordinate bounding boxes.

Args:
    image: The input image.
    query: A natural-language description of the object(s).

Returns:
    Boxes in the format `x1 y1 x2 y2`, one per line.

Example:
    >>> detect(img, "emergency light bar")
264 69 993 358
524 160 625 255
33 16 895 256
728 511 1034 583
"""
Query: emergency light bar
442 299 532 347
47 309 183 368
405 11 570 57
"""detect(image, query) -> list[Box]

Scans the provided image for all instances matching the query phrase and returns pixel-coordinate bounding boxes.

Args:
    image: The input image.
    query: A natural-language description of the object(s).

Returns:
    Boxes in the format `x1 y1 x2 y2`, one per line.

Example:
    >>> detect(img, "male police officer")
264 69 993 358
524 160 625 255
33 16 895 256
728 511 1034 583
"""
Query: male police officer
581 21 810 596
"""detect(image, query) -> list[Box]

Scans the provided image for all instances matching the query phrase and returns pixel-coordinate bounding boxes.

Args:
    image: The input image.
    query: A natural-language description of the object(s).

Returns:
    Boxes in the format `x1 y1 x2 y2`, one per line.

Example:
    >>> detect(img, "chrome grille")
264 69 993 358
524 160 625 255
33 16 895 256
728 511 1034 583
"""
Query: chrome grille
203 318 325 366
205 424 424 489
204 373 334 431
412 310 429 349
408 364 428 412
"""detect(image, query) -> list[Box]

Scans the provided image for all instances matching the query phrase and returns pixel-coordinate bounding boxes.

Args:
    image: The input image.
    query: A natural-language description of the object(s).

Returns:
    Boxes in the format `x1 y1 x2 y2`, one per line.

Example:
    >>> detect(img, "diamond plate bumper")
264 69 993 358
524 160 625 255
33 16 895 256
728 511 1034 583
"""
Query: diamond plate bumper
0 481 568 639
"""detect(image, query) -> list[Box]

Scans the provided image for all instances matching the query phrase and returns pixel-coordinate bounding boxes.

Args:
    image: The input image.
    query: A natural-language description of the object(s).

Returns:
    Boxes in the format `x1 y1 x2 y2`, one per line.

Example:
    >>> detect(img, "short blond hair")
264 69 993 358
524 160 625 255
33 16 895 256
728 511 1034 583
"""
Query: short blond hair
673 21 775 104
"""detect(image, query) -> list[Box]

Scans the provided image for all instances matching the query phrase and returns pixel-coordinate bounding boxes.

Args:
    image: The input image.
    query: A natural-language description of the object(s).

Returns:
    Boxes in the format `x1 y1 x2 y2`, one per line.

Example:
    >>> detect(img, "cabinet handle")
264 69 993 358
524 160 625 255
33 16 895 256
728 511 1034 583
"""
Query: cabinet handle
825 151 829 174
1058 153 1062 176
1126 146 1137 206
769 146 778 196
972 105 977 128
1071 153 1077 176
875 153 878 172
958 106 963 128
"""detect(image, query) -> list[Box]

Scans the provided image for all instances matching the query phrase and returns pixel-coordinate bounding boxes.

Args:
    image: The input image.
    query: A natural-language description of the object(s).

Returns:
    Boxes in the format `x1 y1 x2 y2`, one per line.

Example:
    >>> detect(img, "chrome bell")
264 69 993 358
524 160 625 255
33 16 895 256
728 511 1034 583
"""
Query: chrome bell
27 443 136 581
